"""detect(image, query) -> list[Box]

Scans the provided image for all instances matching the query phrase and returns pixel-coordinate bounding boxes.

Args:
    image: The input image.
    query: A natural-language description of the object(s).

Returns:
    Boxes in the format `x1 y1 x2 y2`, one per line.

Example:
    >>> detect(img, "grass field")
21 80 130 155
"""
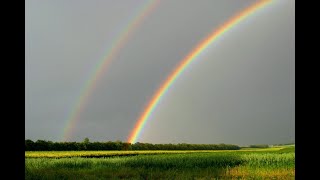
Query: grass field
25 146 294 179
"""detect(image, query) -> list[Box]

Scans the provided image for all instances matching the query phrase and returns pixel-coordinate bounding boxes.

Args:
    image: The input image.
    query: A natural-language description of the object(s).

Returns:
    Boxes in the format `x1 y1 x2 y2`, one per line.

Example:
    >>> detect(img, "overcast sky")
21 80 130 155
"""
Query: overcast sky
26 0 294 146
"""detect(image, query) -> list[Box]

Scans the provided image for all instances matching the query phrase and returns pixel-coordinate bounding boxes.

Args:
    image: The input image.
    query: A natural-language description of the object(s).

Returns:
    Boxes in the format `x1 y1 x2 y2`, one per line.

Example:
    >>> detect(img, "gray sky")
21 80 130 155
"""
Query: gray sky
26 0 294 146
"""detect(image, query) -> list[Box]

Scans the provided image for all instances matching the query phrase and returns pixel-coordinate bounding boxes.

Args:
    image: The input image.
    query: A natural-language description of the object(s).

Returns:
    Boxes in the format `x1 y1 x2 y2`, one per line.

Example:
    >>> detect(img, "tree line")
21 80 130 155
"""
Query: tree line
249 144 269 148
25 139 241 151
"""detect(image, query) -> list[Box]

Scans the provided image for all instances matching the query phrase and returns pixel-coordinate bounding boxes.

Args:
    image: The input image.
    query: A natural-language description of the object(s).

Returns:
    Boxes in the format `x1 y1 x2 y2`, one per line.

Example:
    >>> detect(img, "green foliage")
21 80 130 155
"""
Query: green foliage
25 147 295 179
83 138 89 144
25 139 34 151
25 139 240 151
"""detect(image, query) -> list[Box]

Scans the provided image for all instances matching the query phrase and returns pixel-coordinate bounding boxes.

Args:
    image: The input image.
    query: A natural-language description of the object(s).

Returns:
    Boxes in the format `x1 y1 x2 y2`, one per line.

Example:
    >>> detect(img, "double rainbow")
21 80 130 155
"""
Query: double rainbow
127 0 272 143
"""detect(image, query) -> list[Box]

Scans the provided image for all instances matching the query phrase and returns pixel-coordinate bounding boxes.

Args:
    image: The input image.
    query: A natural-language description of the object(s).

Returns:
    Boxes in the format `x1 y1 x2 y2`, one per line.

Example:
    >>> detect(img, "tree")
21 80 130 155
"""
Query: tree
83 137 90 144
25 139 34 151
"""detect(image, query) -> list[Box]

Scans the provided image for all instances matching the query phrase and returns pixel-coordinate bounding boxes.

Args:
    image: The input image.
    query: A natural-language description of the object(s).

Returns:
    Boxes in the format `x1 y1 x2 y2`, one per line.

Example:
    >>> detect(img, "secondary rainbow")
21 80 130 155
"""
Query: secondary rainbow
127 0 272 143
63 0 161 141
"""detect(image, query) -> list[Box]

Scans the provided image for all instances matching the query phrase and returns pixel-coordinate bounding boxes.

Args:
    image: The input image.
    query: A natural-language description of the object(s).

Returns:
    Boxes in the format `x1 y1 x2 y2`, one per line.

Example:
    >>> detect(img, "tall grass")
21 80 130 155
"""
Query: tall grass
25 147 284 158
25 147 294 179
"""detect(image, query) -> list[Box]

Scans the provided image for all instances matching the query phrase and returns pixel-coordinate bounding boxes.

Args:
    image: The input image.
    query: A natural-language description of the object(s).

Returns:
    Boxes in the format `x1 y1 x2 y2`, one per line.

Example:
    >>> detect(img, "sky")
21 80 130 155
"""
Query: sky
26 0 294 146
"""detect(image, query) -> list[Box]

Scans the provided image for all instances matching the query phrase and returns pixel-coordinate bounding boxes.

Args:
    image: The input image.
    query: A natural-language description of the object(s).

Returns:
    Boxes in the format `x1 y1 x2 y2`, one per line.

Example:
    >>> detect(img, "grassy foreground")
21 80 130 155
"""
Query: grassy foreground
25 146 294 179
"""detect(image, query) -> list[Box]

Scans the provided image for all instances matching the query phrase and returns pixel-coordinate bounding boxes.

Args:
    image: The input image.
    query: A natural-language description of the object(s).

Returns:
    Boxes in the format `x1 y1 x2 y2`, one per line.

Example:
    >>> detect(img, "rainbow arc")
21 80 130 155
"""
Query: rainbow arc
127 0 272 144
63 0 161 141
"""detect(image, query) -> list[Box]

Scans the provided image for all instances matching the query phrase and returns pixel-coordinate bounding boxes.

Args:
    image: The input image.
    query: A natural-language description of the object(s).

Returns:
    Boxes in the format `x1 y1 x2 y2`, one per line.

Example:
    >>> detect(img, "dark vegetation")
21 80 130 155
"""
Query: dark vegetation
25 139 240 151
249 144 269 148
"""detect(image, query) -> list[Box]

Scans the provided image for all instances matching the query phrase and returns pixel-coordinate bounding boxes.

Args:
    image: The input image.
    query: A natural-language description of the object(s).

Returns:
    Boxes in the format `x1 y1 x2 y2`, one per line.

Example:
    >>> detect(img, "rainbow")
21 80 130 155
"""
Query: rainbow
63 0 161 141
127 0 272 143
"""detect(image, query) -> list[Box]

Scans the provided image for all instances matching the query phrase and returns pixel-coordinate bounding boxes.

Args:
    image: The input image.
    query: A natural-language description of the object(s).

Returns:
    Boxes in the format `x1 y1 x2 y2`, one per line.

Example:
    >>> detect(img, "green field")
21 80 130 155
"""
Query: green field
25 146 294 179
